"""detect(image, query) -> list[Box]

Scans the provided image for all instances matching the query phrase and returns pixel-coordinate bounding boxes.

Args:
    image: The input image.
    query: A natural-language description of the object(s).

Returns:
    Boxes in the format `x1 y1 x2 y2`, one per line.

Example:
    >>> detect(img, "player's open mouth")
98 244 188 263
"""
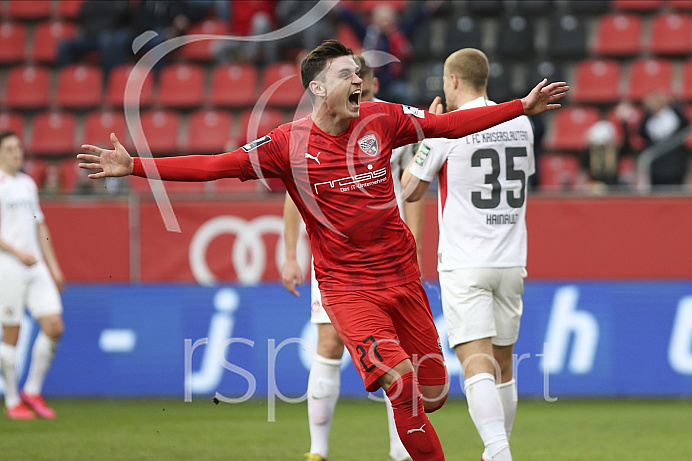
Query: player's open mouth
348 89 361 109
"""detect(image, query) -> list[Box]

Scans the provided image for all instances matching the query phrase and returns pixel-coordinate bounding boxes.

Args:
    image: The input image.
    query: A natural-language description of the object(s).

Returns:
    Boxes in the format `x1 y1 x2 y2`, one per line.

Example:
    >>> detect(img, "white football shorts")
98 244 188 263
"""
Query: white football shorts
309 263 330 324
0 257 63 326
439 267 526 348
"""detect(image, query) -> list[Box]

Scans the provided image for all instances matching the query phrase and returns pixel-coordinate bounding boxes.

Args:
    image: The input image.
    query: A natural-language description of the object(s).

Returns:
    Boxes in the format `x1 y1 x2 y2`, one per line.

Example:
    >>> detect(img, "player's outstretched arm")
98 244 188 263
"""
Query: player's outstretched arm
77 133 133 179
521 78 569 116
281 193 304 297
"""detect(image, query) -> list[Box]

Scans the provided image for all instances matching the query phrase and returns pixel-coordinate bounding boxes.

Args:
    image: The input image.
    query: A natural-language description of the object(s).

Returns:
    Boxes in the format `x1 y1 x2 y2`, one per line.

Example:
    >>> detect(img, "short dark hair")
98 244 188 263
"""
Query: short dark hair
300 39 354 90
0 131 17 149
355 55 374 80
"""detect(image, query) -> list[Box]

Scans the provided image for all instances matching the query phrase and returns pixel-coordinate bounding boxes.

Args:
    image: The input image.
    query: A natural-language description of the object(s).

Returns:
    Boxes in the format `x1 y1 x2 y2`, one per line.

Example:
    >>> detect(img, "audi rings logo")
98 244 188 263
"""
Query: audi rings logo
189 215 310 285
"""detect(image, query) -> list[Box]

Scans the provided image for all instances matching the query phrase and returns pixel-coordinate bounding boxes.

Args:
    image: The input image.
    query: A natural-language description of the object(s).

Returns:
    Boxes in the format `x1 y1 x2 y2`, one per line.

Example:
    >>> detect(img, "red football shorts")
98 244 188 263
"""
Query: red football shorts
321 279 447 392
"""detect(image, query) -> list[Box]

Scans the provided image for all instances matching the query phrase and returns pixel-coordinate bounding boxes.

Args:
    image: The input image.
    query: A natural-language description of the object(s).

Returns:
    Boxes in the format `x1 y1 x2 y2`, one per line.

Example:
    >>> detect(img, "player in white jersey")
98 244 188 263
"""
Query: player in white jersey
402 49 535 461
0 132 65 420
281 56 423 461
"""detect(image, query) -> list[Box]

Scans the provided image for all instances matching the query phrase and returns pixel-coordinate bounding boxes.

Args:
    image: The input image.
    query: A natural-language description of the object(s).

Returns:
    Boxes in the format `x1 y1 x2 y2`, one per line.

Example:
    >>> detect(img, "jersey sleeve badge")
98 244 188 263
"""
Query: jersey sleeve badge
402 105 425 119
415 143 432 167
241 135 272 152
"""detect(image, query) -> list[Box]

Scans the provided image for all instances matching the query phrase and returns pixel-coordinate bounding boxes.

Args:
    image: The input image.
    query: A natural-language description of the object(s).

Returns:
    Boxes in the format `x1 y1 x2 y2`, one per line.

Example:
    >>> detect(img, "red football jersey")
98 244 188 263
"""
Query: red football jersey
133 100 524 289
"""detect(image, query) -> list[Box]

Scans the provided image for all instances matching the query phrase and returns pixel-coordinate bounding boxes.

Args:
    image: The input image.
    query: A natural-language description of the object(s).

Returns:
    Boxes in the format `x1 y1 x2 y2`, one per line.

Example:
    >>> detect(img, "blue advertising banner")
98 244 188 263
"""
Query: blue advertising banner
2 282 692 400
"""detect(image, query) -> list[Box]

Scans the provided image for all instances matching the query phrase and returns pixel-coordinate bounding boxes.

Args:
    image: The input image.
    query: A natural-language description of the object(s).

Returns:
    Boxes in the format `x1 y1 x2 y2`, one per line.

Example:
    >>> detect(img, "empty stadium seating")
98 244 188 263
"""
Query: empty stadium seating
571 59 622 104
648 12 692 56
81 110 128 147
30 21 76 63
180 19 225 62
547 14 587 59
592 13 643 56
7 0 52 20
55 64 103 109
209 63 258 108
259 61 306 107
624 58 673 102
4 65 50 109
0 22 27 64
612 0 664 11
679 60 692 103
137 110 181 155
106 64 154 108
537 153 581 191
156 63 205 109
0 112 25 137
183 109 232 154
29 111 76 157
237 108 285 144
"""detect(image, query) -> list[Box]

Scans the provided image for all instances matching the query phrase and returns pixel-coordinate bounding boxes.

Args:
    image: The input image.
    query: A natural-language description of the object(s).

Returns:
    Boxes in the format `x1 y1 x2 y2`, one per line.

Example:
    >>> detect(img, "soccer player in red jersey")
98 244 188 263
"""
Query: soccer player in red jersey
78 40 568 460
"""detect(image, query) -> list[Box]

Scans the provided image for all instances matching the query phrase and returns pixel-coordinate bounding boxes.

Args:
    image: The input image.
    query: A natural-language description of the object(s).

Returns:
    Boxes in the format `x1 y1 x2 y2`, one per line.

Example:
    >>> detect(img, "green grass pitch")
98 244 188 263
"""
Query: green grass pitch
1 398 690 460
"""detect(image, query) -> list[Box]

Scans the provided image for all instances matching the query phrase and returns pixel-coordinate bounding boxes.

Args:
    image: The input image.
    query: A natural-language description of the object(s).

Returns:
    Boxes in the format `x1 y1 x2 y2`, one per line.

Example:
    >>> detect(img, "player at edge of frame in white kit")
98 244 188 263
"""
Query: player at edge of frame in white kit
402 48 535 461
281 55 424 461
0 131 66 421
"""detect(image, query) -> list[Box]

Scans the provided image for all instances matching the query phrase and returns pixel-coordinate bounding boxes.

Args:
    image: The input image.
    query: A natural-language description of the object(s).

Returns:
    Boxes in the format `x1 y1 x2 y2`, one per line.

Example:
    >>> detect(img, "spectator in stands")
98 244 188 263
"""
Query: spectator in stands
126 0 210 75
638 90 690 187
213 1 277 64
581 102 638 193
336 1 441 103
56 0 131 79
265 1 337 62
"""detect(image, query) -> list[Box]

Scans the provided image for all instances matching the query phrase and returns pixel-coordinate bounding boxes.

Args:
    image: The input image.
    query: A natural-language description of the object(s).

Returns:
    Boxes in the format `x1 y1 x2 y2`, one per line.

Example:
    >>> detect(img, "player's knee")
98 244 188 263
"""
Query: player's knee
421 385 448 413
42 317 64 341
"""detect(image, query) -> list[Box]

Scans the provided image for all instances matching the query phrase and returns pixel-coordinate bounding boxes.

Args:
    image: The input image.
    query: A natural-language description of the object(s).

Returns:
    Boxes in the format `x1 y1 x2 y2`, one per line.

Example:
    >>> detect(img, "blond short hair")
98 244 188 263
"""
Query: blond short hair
445 48 489 92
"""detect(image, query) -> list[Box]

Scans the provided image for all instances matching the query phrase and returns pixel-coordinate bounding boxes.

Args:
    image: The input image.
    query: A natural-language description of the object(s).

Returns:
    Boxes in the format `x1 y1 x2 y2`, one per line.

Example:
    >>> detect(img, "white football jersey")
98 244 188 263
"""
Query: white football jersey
408 96 535 270
374 97 416 218
0 170 45 260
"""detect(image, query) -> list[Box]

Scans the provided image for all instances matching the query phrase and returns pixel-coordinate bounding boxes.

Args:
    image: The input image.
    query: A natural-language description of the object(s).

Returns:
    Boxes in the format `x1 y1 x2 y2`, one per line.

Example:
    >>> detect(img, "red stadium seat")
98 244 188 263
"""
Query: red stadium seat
29 112 76 157
106 64 154 108
58 157 82 193
4 65 50 110
679 61 692 103
537 153 581 191
157 64 205 109
7 0 52 20
260 62 306 107
665 0 692 10
56 0 86 19
30 21 77 63
82 110 128 147
0 22 26 64
545 106 601 152
55 64 103 109
624 58 673 102
180 19 225 62
237 108 285 144
136 110 181 155
183 109 232 154
0 112 25 137
612 0 664 11
571 59 621 104
22 159 47 188
209 63 258 108
649 12 692 56
592 13 643 57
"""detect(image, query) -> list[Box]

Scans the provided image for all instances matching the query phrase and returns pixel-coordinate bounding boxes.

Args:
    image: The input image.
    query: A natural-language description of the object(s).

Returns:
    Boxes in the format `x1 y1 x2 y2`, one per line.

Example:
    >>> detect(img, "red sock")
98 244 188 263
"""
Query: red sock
385 372 445 461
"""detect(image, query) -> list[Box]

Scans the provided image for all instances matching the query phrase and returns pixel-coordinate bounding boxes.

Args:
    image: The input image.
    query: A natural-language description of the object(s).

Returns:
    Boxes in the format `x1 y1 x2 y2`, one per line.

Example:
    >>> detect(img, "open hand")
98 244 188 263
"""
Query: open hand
77 133 134 179
521 79 570 116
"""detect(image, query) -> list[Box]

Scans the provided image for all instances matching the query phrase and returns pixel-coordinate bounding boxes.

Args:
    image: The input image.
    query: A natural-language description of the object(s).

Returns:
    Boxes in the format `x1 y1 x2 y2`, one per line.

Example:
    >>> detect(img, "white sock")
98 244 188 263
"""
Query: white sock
384 393 411 460
0 342 20 408
496 379 517 440
23 332 58 396
465 373 512 461
307 354 341 458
